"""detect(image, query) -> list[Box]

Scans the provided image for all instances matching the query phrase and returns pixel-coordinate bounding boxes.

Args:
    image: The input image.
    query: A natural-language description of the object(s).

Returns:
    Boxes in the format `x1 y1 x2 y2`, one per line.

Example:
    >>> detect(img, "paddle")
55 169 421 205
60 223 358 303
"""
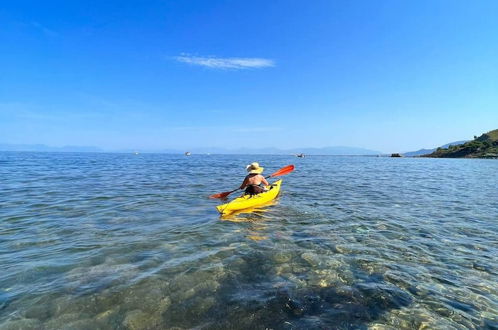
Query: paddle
209 164 295 199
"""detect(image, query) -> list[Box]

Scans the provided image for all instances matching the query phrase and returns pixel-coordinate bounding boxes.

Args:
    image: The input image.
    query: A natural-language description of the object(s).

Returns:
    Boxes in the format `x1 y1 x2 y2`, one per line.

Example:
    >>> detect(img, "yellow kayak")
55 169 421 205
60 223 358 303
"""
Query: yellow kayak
216 180 282 215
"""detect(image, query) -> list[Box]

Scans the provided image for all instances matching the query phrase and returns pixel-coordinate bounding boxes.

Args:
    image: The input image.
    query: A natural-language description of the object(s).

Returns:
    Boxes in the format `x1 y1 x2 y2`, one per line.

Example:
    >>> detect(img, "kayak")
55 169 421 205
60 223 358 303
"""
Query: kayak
216 180 282 215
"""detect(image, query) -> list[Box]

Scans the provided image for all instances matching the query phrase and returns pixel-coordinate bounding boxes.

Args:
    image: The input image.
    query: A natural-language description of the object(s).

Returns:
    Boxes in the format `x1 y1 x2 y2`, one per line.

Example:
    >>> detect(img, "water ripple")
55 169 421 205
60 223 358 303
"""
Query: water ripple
0 152 497 329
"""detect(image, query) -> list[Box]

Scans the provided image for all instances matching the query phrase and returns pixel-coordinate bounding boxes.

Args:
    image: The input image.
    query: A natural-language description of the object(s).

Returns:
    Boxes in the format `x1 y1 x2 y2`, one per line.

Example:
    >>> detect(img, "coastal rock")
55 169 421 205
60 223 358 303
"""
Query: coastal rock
423 129 498 158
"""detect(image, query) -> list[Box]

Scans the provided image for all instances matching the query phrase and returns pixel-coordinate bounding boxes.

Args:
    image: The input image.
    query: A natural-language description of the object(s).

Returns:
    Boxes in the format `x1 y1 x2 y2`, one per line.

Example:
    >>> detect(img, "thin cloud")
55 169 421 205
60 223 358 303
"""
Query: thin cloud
175 54 275 70
231 127 283 133
31 22 58 37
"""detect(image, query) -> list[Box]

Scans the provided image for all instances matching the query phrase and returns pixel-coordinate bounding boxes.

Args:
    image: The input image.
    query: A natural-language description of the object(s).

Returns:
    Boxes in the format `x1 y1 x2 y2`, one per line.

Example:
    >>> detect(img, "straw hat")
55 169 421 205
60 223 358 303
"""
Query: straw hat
246 162 264 174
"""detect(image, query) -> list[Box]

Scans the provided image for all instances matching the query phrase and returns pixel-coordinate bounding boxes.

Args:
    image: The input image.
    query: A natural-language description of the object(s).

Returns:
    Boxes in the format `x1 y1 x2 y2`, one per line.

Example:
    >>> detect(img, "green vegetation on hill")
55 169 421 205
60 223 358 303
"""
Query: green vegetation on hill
423 129 498 158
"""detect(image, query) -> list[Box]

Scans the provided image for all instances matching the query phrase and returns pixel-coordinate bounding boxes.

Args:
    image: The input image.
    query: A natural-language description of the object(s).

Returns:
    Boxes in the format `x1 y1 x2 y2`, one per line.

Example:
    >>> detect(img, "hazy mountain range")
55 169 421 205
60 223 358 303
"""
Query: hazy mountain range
0 143 381 155
0 144 102 153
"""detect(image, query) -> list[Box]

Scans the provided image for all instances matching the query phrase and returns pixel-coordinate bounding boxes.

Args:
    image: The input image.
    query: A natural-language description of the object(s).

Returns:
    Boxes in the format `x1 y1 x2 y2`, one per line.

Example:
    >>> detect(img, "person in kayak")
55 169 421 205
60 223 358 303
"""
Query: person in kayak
240 162 270 196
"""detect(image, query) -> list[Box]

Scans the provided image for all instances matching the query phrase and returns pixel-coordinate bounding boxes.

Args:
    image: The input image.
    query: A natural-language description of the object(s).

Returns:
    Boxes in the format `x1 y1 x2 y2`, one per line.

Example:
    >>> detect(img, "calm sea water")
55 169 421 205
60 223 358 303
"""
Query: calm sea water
0 152 497 329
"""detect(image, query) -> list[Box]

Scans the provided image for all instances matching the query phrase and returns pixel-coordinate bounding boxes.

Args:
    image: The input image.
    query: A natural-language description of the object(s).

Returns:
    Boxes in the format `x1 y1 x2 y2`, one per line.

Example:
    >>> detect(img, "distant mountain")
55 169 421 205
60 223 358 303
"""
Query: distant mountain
290 146 380 155
403 140 468 157
423 129 498 158
186 146 381 155
0 143 380 155
0 144 102 152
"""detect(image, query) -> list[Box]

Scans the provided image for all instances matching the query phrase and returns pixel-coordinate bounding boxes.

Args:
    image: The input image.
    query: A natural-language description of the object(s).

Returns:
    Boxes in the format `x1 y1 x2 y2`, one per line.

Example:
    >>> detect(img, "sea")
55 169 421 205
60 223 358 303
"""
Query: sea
0 152 497 329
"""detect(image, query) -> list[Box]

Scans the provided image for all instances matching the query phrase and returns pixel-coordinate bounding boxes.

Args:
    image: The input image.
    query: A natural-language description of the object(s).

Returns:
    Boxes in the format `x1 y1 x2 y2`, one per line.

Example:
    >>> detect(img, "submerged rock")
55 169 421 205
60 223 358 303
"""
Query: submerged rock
65 263 138 292
169 273 220 303
368 323 397 329
60 318 102 330
0 318 42 330
274 264 292 276
301 252 321 267
191 297 216 316
24 303 52 321
122 309 162 330
118 278 171 315
157 297 172 314
354 282 412 310
51 296 73 316
44 313 90 329
94 308 123 328
273 251 292 264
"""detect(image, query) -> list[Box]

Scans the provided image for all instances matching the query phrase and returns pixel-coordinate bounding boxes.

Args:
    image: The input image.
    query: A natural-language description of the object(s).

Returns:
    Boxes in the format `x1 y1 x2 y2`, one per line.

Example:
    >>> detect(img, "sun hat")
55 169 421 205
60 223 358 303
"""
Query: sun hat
246 162 264 174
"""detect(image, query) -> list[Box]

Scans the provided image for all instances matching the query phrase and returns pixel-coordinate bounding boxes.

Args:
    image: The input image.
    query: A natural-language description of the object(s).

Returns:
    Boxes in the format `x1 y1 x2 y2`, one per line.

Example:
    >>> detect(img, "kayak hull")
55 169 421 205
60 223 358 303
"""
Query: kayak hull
216 180 282 215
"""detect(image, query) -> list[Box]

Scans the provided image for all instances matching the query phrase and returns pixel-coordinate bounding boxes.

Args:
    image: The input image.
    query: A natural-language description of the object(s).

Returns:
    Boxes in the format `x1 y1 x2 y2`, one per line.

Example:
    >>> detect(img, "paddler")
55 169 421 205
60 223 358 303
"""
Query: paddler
240 162 270 195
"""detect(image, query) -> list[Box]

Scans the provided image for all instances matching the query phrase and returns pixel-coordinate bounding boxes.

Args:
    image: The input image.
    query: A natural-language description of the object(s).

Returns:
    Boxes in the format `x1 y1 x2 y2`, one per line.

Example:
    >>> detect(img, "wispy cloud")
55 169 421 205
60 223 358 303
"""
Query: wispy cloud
31 22 58 37
231 127 283 133
175 54 275 70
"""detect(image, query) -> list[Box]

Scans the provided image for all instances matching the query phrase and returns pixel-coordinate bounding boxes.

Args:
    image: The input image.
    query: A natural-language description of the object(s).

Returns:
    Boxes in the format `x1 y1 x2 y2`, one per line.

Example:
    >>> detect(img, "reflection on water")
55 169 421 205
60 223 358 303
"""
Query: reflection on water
221 200 277 241
0 152 497 329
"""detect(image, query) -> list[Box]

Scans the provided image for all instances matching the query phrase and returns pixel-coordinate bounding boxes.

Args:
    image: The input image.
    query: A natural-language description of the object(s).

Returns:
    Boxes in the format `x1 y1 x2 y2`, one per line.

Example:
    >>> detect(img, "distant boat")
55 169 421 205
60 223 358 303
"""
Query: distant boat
391 153 402 157
296 153 305 158
185 152 191 156
133 151 139 155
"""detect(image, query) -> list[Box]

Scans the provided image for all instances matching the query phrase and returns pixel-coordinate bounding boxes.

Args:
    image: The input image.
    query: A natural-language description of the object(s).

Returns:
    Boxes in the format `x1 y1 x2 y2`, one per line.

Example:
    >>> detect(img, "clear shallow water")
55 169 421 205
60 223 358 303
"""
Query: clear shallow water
0 152 497 329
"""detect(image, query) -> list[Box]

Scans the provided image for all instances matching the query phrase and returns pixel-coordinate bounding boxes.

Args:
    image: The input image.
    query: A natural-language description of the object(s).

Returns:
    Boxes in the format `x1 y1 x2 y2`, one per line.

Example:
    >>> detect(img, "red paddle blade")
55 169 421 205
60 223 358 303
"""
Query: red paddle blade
268 164 295 178
209 191 232 199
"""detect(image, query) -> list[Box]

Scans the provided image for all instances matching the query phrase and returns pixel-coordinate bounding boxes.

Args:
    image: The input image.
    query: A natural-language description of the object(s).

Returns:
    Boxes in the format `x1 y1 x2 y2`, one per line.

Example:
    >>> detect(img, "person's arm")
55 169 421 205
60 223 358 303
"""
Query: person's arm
239 177 248 190
261 176 269 186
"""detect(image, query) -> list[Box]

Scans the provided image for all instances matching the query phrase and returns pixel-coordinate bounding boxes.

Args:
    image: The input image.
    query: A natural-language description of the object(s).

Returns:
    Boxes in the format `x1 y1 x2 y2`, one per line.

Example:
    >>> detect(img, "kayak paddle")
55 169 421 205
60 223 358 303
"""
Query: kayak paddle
209 164 295 199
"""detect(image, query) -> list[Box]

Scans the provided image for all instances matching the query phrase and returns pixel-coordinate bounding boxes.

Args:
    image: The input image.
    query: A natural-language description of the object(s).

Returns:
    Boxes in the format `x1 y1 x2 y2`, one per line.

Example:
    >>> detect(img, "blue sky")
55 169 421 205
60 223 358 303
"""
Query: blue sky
1 0 497 153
